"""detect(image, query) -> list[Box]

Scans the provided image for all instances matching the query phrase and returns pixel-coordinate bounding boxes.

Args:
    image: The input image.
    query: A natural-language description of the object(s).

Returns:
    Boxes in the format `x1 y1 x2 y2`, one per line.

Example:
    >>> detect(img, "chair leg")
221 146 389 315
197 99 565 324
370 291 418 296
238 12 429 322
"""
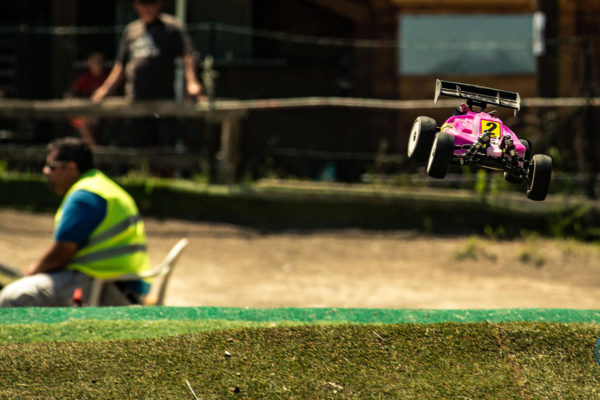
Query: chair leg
88 279 104 306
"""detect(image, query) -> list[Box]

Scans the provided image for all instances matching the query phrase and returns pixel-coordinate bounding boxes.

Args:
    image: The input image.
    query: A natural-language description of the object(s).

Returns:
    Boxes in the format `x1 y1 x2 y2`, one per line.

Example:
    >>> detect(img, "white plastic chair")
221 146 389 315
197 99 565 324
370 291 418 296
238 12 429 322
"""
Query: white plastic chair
87 238 189 306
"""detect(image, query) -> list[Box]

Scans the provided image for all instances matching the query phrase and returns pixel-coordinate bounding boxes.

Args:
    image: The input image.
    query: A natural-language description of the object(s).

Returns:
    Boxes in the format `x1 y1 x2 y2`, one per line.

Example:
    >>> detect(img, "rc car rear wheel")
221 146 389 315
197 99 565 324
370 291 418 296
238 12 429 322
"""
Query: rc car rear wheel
526 154 552 201
427 132 455 179
407 116 437 162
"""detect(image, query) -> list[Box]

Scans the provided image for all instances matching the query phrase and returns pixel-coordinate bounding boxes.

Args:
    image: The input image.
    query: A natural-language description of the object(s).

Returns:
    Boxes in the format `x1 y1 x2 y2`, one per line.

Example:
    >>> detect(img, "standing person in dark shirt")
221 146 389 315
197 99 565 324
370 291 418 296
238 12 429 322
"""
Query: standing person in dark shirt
92 0 203 148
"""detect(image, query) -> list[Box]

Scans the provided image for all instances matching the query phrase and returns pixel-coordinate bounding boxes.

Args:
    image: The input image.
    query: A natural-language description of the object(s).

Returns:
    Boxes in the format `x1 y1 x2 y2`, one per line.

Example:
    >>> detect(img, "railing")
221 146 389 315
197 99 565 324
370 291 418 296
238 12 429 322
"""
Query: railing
0 96 598 183
0 96 599 119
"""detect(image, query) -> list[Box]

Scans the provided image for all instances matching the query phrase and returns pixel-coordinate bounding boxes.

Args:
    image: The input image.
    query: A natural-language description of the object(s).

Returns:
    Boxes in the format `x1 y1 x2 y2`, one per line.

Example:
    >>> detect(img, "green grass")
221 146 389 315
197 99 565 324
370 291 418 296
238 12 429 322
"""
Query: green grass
0 319 280 344
1 322 600 399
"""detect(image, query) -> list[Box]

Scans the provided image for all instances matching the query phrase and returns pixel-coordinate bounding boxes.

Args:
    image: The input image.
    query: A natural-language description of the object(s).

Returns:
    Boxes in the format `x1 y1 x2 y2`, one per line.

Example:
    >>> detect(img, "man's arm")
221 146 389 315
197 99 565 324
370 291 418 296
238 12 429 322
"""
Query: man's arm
91 62 124 102
26 241 78 276
184 54 203 99
29 189 107 276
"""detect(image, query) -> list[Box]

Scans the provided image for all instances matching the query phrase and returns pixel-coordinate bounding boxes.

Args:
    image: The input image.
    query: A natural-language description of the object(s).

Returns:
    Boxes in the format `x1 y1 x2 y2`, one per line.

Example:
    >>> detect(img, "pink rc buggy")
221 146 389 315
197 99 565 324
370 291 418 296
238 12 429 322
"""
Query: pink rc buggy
408 80 552 201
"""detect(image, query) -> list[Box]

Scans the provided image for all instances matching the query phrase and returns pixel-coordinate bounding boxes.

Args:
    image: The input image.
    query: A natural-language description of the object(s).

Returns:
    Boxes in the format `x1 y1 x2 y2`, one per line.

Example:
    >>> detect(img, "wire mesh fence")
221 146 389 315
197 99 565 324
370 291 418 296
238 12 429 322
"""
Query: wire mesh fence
0 22 597 195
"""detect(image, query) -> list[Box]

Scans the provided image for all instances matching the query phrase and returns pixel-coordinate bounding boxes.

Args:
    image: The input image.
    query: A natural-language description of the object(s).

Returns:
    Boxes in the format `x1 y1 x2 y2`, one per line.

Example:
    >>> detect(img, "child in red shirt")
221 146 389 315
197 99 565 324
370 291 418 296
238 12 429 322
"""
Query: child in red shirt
68 53 109 147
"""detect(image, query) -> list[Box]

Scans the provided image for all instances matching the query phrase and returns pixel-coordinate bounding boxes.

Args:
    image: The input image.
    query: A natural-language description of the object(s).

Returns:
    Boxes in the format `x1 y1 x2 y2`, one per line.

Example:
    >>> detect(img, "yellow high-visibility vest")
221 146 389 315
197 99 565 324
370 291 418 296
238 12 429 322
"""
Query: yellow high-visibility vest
55 169 150 279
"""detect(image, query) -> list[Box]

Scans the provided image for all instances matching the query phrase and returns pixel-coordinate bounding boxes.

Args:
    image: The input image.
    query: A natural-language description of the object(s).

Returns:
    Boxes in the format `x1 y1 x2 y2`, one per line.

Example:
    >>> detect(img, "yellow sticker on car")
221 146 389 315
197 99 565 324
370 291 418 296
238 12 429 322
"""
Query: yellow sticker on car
481 120 501 138
440 123 454 132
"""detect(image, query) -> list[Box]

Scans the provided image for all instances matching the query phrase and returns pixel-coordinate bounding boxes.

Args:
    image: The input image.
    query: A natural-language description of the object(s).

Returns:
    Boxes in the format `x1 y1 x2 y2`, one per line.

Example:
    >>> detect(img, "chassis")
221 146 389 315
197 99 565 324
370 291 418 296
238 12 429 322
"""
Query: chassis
408 80 552 201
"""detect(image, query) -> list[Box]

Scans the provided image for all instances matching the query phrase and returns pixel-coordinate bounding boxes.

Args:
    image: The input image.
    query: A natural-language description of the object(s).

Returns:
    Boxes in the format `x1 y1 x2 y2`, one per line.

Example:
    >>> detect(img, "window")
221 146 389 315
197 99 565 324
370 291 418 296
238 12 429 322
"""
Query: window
399 14 543 75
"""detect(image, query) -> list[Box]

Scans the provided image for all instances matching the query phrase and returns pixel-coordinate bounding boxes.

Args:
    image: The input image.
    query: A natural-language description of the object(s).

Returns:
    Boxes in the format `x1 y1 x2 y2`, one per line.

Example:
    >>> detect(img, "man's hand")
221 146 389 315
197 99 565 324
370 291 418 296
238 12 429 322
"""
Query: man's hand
184 54 207 102
90 62 125 103
186 80 209 103
186 80 202 98
91 86 109 103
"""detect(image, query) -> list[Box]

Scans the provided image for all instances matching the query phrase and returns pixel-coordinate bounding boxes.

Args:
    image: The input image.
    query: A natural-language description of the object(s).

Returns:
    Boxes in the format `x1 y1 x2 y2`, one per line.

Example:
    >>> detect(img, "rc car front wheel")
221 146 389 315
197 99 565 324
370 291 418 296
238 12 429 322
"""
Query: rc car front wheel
427 132 455 179
407 116 437 162
526 154 552 201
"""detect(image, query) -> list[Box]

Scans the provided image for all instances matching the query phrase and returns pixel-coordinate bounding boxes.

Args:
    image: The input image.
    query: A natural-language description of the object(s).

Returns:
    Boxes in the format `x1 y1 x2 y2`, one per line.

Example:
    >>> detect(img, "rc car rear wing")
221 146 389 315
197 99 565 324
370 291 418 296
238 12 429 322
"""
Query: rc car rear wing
434 79 521 115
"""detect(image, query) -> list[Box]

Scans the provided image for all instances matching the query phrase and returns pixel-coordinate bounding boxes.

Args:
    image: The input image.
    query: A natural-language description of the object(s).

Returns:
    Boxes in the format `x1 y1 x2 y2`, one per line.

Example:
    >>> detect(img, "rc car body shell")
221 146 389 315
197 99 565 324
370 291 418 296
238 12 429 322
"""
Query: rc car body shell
441 110 526 164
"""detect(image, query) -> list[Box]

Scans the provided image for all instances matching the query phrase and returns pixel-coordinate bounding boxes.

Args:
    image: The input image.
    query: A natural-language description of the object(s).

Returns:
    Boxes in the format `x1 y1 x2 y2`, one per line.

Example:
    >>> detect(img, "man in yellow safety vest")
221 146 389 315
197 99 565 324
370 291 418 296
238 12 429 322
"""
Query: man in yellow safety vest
0 137 150 306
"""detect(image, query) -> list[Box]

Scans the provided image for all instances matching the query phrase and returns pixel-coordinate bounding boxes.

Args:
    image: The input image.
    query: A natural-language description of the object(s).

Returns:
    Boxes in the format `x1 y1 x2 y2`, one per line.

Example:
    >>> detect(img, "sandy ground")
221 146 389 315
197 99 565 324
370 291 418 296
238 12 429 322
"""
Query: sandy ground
1 208 600 309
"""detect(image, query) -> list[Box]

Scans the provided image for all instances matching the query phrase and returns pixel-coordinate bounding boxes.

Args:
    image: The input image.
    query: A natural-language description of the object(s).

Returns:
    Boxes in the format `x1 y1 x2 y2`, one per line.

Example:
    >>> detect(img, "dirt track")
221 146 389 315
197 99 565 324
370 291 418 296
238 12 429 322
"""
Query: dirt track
2 208 600 309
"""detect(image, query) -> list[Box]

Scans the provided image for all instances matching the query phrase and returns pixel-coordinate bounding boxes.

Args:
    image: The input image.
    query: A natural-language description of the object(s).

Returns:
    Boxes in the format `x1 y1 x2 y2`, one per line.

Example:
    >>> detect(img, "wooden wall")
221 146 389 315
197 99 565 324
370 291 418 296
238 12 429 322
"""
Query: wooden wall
389 0 538 99
559 0 600 97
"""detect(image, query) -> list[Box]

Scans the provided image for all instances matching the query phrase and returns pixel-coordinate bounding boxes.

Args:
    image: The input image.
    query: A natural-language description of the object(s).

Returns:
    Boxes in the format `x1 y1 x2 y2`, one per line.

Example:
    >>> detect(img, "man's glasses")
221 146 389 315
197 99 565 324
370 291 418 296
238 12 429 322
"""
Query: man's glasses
44 161 67 170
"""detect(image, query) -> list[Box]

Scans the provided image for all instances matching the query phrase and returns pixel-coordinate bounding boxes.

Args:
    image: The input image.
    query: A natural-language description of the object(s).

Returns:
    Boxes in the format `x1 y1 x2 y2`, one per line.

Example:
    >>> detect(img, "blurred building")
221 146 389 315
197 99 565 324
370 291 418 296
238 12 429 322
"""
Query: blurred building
2 0 598 99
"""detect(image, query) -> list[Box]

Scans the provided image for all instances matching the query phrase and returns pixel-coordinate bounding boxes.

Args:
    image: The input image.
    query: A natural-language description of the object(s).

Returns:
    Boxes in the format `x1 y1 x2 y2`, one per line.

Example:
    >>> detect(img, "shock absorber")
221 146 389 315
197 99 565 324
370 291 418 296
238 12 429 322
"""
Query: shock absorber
466 131 491 158
501 134 517 159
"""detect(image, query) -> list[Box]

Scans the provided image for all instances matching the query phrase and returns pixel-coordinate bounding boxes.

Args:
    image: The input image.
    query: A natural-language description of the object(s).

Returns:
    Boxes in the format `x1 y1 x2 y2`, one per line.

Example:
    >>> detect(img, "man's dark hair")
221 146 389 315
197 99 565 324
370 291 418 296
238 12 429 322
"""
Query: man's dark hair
47 137 94 173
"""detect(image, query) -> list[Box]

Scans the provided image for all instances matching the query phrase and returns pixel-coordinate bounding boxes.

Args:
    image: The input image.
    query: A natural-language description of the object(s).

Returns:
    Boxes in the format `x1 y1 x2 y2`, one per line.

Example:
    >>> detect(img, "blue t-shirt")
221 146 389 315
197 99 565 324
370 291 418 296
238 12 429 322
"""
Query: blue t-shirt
54 189 149 296
54 189 106 246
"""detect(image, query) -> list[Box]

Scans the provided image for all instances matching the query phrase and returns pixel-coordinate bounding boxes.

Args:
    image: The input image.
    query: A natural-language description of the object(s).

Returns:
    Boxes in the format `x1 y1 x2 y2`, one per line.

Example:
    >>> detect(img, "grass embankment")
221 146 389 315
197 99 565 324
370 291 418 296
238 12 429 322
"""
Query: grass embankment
1 321 600 399
0 173 599 238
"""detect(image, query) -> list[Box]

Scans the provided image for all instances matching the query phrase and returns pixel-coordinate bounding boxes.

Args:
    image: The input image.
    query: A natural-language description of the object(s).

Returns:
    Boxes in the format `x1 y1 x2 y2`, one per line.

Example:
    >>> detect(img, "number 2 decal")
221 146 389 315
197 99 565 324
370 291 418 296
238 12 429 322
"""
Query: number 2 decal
481 120 501 138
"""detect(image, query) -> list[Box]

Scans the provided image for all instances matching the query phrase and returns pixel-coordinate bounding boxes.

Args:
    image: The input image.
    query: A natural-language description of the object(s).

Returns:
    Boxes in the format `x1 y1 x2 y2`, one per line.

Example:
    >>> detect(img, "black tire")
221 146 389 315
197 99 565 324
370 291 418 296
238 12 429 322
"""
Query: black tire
526 154 552 201
427 132 455 179
407 116 437 162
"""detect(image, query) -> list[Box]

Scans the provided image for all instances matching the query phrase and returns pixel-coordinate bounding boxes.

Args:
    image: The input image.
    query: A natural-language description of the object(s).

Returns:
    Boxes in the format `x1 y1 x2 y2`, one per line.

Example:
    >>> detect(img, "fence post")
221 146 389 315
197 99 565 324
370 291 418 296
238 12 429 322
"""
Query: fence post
216 116 241 183
583 36 598 199
201 55 220 182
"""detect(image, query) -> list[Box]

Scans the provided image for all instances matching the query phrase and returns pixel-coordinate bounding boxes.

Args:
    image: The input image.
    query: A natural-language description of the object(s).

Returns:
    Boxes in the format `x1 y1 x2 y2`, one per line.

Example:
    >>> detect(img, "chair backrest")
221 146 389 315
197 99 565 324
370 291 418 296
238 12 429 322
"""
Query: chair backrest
87 237 189 306
151 237 189 305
